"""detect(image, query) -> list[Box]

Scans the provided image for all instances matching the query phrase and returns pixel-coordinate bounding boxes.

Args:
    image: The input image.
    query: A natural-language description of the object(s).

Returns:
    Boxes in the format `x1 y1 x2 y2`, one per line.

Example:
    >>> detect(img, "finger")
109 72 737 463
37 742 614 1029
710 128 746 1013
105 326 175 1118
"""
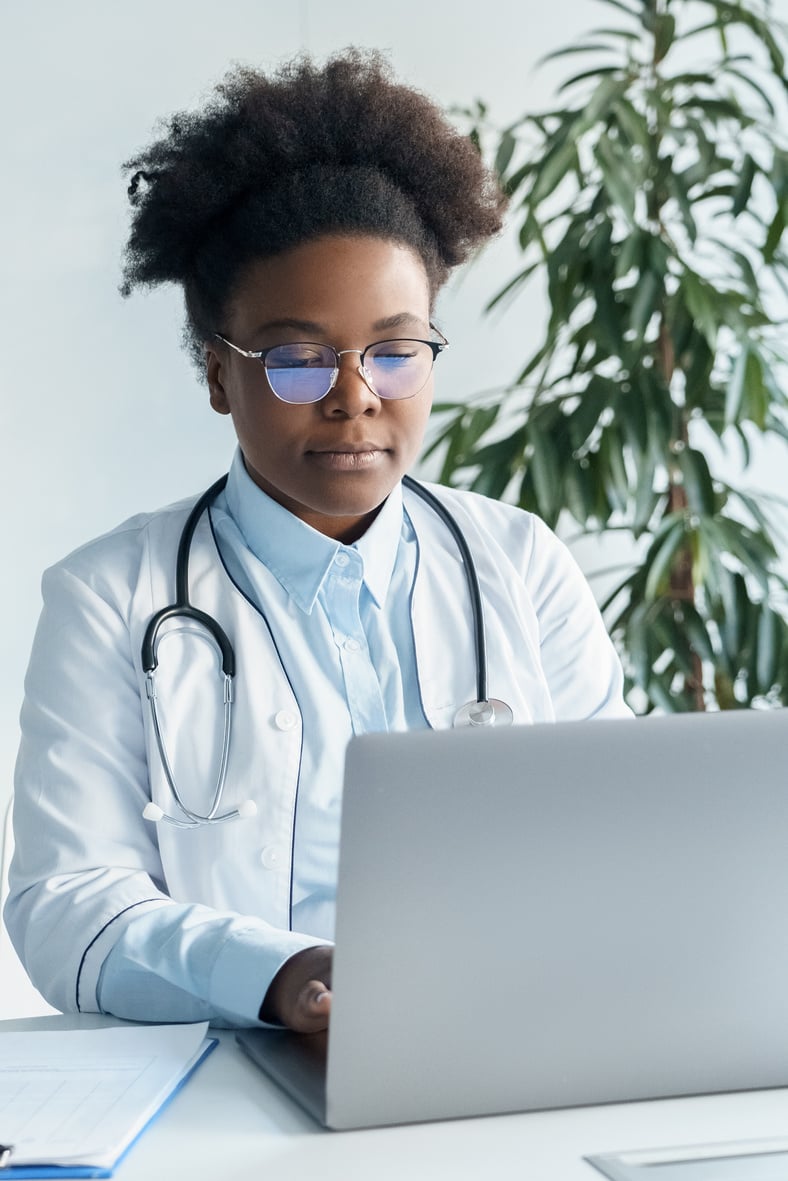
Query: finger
307 948 333 992
305 982 332 1012
293 981 332 1032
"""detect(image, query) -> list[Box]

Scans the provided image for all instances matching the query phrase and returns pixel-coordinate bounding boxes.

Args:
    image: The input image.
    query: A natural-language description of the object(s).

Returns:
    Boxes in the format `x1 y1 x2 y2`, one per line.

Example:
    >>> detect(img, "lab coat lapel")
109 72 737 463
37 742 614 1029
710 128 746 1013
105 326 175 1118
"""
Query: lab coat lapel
406 491 482 729
145 512 301 926
405 487 550 728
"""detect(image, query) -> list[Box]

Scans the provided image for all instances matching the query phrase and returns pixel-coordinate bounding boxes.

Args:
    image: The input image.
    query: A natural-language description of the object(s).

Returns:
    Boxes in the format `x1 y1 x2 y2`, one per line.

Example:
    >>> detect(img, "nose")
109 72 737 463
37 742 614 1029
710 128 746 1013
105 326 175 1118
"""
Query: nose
322 350 379 417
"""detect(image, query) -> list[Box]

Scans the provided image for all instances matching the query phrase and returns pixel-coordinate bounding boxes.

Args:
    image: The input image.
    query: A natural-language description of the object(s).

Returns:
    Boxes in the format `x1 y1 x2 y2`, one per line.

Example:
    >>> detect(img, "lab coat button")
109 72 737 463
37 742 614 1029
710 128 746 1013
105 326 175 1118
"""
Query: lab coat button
274 710 297 731
261 846 284 870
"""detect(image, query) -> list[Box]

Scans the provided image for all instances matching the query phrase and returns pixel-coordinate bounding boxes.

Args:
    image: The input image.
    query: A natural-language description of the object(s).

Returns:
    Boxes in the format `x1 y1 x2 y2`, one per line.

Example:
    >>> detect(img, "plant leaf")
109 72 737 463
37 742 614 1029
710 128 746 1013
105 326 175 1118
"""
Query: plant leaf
677 447 716 516
494 129 518 177
629 270 662 343
529 136 580 205
538 42 618 66
764 204 786 263
732 153 758 217
756 607 781 694
644 516 687 599
654 12 676 63
595 135 638 221
725 343 749 426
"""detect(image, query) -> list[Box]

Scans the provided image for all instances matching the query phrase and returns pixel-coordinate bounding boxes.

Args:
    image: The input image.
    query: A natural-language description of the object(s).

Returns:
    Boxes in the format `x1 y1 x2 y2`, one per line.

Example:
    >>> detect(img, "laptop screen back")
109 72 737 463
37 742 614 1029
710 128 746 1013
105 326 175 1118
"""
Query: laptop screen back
324 710 788 1129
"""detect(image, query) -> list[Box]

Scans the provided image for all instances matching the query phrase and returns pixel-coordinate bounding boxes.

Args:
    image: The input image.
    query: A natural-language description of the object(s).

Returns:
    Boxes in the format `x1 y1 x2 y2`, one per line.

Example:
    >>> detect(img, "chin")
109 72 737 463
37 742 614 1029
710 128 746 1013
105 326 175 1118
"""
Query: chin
307 473 397 515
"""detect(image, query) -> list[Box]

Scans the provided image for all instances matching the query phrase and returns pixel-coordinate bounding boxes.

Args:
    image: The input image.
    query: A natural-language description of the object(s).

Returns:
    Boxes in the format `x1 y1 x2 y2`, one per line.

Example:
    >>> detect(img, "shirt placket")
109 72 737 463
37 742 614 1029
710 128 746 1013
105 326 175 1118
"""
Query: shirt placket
325 549 388 735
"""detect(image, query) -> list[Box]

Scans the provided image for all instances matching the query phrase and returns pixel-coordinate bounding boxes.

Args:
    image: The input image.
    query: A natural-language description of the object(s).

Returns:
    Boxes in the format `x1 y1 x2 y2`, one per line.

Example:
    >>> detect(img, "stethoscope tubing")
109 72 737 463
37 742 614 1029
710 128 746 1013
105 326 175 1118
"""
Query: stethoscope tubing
141 475 234 677
145 666 234 826
141 472 505 827
402 475 488 707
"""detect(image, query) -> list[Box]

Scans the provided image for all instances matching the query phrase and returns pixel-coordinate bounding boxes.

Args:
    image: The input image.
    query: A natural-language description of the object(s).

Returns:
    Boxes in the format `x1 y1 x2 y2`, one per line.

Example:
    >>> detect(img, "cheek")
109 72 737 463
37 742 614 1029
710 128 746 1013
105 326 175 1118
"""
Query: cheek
405 388 434 445
230 388 301 449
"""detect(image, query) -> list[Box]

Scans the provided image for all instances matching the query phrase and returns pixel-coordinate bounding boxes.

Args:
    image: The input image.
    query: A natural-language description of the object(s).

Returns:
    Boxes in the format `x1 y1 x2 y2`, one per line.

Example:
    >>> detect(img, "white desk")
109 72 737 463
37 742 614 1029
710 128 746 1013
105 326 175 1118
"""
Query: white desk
4 1015 788 1181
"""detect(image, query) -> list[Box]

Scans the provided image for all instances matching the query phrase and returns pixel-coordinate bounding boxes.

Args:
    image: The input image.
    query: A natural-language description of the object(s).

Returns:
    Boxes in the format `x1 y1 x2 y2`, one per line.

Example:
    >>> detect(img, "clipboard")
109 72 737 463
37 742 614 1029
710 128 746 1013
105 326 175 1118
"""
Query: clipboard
0 1025 218 1178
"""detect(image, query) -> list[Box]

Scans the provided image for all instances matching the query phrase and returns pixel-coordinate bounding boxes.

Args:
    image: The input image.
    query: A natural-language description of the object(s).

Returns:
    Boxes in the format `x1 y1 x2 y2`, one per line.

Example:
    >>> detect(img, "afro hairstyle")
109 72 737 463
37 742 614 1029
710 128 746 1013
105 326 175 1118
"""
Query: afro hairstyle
121 49 507 364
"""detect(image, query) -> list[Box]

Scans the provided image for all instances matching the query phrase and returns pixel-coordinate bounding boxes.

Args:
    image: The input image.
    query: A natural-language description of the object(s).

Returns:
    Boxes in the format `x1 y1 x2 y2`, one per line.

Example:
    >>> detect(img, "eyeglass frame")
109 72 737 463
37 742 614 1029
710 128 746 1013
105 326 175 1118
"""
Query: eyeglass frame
212 329 449 404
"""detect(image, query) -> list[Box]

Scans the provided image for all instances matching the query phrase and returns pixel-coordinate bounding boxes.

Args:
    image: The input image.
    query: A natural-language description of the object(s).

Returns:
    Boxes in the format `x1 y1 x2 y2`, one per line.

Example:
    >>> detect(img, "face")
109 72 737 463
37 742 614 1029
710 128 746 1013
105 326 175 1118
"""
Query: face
206 234 435 543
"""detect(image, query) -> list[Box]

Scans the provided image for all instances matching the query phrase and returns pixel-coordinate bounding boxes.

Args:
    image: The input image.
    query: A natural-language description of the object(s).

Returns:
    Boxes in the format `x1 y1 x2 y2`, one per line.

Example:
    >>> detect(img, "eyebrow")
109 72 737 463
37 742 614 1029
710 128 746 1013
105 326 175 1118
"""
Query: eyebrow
250 312 430 338
372 312 429 333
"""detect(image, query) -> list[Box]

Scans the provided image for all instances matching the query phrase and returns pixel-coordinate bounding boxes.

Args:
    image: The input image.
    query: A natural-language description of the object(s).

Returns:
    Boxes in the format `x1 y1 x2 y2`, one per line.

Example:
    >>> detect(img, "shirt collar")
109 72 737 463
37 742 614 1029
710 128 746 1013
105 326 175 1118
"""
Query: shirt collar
223 448 404 613
353 482 403 609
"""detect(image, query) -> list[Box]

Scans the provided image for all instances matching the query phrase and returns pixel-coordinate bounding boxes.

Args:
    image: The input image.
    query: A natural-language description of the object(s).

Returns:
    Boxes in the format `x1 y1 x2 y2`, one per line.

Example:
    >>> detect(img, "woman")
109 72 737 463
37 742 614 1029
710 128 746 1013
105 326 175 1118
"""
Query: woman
6 52 629 1031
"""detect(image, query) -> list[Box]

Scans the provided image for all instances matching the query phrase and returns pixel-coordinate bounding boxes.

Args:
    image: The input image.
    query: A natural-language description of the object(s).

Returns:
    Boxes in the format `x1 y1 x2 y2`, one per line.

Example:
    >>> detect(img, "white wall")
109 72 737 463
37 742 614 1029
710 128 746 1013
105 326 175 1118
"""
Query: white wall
2 0 785 1013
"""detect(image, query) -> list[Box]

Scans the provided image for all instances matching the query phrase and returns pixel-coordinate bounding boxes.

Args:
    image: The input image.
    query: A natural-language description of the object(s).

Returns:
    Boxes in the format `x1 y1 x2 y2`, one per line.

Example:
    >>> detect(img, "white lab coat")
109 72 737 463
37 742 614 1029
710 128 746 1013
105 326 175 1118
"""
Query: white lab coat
6 481 630 1015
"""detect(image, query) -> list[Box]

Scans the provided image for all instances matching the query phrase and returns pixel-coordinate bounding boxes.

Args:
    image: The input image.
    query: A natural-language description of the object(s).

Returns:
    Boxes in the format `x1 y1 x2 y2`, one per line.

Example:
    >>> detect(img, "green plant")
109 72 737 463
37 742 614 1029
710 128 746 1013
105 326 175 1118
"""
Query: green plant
429 0 788 712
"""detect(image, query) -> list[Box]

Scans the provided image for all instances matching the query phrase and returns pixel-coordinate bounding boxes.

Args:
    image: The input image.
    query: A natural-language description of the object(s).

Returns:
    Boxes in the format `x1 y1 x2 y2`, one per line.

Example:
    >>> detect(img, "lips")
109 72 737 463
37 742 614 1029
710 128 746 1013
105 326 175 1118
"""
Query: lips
305 444 390 471
306 443 388 454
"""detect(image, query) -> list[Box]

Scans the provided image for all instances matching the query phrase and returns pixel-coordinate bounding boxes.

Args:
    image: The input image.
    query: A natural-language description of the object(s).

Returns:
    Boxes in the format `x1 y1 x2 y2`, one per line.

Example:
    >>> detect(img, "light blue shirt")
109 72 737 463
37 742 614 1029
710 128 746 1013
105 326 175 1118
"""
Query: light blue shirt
97 451 428 1018
215 452 429 935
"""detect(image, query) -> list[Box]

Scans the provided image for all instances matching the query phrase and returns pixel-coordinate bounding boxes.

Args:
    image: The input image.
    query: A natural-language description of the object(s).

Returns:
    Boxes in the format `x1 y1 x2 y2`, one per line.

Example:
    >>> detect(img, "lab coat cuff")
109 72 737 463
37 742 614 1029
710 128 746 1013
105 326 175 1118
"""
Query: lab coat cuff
78 898 173 1013
208 927 333 1026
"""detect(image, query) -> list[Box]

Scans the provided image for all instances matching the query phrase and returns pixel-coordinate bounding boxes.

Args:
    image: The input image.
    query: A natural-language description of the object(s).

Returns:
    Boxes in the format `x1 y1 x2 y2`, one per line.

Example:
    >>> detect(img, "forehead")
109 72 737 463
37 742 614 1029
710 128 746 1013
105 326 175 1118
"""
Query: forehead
225 235 432 340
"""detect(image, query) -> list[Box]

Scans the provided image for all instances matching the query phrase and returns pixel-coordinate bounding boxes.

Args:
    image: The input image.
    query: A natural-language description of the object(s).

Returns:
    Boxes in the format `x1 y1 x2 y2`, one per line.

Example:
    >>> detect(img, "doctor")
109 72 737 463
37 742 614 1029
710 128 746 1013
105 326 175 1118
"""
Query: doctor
6 51 630 1032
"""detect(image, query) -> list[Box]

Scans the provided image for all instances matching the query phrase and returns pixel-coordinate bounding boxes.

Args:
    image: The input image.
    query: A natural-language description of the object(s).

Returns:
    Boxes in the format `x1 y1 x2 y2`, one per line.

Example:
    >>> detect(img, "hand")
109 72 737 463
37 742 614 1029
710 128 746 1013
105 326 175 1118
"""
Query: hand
260 945 333 1032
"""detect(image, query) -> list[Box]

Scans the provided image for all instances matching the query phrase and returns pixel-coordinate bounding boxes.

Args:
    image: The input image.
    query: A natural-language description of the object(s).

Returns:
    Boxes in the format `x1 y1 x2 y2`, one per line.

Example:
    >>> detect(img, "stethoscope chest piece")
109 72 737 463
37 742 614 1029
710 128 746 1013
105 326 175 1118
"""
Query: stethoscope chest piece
453 698 514 728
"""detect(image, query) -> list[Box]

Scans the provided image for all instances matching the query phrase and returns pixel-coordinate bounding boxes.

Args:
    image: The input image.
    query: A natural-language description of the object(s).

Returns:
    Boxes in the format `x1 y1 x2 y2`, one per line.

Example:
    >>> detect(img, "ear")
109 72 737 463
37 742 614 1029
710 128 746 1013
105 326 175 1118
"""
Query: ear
206 345 232 415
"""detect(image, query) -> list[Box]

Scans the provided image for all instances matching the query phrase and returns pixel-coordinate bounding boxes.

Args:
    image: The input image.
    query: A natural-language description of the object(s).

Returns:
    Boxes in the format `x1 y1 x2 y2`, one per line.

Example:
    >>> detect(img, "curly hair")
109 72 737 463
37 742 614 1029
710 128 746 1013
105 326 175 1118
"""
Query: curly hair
120 50 506 364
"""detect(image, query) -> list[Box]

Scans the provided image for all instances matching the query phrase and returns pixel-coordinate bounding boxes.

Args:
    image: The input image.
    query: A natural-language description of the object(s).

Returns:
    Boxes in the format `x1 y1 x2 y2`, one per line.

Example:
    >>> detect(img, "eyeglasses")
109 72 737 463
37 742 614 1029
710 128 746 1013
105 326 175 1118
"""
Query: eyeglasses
214 332 449 405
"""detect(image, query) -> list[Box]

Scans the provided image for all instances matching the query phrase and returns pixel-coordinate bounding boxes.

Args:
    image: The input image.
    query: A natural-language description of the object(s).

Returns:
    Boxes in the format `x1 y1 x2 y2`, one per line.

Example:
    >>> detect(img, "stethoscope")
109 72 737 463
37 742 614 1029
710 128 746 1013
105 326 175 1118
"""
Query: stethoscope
141 473 513 828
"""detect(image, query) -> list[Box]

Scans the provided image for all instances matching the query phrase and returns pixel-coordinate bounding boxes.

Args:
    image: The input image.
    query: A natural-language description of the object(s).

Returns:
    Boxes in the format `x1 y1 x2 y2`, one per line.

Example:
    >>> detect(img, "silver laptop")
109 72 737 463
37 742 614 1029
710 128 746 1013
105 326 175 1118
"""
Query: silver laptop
237 708 788 1130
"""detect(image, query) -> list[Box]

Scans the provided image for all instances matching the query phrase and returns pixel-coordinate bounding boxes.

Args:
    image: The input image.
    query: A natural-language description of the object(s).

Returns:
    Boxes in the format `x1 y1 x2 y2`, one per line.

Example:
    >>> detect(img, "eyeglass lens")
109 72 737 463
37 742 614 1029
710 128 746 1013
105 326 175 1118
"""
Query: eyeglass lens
264 341 436 404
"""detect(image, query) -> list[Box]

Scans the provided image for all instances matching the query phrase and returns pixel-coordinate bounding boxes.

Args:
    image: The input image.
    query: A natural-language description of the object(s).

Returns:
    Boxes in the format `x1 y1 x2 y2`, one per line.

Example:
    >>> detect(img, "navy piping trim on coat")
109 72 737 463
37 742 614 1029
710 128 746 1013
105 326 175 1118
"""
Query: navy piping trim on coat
206 503 305 932
402 501 432 731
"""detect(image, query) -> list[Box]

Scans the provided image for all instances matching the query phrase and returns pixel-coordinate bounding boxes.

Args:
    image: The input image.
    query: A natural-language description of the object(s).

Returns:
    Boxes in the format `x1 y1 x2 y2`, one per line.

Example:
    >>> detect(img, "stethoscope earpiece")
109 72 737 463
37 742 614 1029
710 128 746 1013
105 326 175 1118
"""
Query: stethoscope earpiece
143 797 258 827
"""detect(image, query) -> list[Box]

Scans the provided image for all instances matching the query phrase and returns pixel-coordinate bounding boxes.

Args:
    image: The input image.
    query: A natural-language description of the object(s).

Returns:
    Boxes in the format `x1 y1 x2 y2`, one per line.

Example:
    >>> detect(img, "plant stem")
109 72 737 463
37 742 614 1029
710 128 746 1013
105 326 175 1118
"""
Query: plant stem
649 17 704 711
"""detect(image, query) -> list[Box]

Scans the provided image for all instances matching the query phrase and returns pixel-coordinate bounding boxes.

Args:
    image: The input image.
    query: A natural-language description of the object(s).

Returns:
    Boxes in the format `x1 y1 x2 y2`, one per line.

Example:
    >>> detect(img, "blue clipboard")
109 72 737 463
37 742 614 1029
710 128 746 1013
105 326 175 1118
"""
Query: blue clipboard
0 1037 219 1178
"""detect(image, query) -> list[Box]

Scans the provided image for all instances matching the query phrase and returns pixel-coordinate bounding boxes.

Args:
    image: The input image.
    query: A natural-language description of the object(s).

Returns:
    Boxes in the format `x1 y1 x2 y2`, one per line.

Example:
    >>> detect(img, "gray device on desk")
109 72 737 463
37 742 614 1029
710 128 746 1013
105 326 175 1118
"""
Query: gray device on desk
237 708 788 1131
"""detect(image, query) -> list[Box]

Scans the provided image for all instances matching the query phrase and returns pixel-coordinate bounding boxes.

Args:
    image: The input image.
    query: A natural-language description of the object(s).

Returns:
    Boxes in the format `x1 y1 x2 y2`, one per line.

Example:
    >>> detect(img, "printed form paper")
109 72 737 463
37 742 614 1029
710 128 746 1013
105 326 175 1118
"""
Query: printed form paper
0 1022 210 1168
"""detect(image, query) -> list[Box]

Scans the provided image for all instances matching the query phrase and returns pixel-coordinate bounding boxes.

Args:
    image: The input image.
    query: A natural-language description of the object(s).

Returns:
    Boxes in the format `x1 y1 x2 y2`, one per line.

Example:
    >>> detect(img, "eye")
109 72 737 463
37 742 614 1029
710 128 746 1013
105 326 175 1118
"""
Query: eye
369 341 419 364
267 344 334 369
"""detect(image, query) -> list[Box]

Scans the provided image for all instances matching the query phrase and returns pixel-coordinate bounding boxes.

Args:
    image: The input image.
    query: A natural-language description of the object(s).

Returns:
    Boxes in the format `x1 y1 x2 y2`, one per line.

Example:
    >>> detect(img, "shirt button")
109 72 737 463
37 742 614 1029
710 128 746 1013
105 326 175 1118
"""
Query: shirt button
344 637 361 652
334 552 350 568
261 846 284 871
274 709 297 731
